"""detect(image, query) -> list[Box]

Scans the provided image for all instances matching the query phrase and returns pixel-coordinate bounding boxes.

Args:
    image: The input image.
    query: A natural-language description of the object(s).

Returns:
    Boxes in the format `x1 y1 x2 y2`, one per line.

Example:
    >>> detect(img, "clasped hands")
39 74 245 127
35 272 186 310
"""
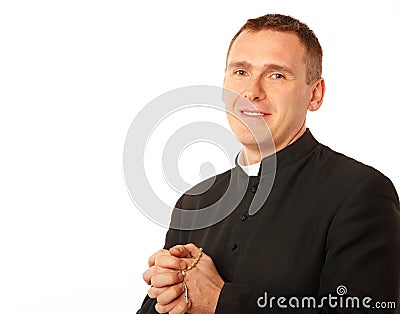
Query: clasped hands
143 243 224 314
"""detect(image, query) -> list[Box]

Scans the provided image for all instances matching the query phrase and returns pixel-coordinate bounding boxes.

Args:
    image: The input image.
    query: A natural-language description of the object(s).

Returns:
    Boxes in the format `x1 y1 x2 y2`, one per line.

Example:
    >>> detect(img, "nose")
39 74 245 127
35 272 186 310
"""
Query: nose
243 78 266 101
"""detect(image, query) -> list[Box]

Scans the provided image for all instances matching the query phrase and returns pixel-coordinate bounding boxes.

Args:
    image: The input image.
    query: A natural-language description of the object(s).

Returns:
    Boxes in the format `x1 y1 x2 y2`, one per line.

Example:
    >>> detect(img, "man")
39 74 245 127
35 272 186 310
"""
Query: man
138 14 400 313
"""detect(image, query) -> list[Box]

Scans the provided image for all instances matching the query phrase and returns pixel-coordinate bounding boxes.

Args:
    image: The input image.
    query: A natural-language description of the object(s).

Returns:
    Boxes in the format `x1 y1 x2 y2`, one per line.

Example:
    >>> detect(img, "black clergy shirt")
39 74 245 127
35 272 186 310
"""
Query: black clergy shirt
138 130 400 313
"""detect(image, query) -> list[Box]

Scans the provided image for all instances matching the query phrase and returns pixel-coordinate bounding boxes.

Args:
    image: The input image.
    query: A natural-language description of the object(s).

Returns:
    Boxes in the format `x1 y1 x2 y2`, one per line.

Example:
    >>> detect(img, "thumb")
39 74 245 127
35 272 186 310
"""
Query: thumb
169 244 192 258
181 243 202 258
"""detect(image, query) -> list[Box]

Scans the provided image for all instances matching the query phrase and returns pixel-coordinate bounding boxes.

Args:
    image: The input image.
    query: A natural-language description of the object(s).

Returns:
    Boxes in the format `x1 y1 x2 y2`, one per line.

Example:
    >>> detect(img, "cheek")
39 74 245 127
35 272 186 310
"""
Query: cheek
226 114 245 134
223 76 232 88
226 114 254 141
275 88 309 115
294 85 312 106
223 77 244 94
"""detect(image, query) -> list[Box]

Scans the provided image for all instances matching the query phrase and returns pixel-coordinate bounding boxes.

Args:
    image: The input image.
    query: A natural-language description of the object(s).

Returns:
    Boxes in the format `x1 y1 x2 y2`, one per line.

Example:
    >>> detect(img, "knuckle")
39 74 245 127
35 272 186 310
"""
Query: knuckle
176 271 183 282
159 249 169 257
175 282 184 294
156 295 165 305
171 256 180 269
147 287 155 298
155 255 171 267
153 266 161 274
172 244 182 249
150 250 166 266
150 275 158 287
169 284 182 300
142 269 152 284
174 302 185 313
155 303 167 314
157 287 173 305
152 274 164 287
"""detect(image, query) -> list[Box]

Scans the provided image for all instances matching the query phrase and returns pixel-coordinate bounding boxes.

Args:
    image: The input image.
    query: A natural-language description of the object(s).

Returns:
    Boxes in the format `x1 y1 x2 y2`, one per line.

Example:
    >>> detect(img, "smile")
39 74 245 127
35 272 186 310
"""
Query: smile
241 110 267 117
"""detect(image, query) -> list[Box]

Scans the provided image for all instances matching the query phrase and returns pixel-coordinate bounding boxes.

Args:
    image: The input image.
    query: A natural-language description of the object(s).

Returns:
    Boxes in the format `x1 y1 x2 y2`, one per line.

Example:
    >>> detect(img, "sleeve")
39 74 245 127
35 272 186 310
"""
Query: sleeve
316 172 400 313
137 197 186 314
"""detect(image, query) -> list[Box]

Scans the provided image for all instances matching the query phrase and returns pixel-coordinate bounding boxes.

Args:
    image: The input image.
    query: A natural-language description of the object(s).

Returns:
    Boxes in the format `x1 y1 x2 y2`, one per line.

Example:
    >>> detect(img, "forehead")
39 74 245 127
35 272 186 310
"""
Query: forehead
228 30 306 70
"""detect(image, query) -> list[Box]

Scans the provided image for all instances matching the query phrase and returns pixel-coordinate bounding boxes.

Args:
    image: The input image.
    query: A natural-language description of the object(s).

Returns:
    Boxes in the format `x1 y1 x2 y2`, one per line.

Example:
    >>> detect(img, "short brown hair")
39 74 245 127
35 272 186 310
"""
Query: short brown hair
227 14 323 84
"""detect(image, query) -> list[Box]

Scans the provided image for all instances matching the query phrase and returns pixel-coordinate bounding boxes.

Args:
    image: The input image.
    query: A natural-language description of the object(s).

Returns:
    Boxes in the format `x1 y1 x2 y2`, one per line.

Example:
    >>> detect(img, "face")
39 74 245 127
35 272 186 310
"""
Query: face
223 30 324 155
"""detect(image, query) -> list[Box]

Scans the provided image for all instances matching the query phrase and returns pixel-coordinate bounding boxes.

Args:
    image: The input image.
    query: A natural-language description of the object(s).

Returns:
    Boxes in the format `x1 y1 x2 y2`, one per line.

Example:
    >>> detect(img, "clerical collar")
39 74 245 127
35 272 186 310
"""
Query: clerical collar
237 154 261 176
235 129 319 177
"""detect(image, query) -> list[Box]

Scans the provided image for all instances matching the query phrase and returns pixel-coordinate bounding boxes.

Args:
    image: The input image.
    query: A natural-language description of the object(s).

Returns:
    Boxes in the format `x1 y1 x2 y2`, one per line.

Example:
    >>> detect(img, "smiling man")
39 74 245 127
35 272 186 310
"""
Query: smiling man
138 14 400 313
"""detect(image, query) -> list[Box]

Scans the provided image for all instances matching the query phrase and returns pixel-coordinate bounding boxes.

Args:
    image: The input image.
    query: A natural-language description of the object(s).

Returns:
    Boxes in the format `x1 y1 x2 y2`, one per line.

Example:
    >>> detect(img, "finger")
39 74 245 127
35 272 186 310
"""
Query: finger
169 296 191 314
151 269 183 288
182 243 203 258
169 244 192 258
155 293 190 314
143 265 179 286
156 283 184 306
155 294 181 313
142 266 155 285
148 249 171 267
148 286 168 299
155 255 186 270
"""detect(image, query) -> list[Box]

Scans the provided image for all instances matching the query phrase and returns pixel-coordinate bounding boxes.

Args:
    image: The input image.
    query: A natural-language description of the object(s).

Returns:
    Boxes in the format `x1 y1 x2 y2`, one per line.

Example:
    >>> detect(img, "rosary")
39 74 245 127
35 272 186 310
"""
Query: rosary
179 248 203 303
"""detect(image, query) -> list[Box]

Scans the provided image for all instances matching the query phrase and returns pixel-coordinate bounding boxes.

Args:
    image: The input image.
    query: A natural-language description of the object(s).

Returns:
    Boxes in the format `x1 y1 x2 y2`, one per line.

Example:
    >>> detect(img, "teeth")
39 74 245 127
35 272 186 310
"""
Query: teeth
243 111 264 116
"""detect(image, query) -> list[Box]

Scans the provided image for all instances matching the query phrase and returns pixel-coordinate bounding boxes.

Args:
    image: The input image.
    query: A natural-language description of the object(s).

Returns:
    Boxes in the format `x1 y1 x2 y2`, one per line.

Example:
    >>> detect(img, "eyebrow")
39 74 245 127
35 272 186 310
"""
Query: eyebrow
227 61 252 70
227 61 295 76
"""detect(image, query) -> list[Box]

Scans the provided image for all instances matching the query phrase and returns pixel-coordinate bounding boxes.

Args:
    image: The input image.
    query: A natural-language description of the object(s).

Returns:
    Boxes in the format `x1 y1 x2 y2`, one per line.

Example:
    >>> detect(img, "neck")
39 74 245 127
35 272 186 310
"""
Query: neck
239 147 262 166
241 125 307 165
275 126 307 152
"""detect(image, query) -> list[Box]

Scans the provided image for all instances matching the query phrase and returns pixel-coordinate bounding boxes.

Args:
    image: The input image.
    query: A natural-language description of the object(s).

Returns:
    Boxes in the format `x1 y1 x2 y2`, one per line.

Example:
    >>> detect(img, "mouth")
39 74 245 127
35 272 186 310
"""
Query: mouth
240 110 270 118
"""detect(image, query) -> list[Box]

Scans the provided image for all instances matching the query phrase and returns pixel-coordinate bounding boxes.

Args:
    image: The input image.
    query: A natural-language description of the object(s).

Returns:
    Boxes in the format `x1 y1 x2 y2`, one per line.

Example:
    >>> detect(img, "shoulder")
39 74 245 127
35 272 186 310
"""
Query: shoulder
314 143 398 200
322 144 400 248
185 168 232 195
176 168 234 210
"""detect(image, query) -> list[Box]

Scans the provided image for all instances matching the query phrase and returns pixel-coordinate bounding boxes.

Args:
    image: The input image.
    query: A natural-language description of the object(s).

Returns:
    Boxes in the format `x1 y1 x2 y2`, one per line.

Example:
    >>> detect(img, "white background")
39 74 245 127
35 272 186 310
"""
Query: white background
0 1 399 313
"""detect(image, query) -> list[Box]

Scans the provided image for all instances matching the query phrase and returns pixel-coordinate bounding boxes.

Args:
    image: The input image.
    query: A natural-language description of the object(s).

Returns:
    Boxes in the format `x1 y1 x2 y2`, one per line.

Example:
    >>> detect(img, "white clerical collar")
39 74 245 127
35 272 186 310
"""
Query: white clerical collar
237 151 261 176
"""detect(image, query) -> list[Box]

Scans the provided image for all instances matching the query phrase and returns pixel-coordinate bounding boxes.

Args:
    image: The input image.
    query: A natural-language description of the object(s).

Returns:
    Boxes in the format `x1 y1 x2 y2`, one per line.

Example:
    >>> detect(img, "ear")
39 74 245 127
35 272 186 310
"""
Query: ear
308 78 326 112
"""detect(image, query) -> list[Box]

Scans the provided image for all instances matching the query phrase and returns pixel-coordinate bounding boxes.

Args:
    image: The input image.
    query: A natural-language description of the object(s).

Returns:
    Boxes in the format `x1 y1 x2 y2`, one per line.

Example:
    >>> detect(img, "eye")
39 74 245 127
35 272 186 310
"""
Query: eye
234 69 248 76
271 73 285 80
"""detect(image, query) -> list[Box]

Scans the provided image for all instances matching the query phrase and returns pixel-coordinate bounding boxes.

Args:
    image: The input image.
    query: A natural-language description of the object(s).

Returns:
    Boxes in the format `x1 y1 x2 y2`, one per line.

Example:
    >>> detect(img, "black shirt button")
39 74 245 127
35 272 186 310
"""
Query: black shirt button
240 214 248 221
250 185 257 193
229 243 238 251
